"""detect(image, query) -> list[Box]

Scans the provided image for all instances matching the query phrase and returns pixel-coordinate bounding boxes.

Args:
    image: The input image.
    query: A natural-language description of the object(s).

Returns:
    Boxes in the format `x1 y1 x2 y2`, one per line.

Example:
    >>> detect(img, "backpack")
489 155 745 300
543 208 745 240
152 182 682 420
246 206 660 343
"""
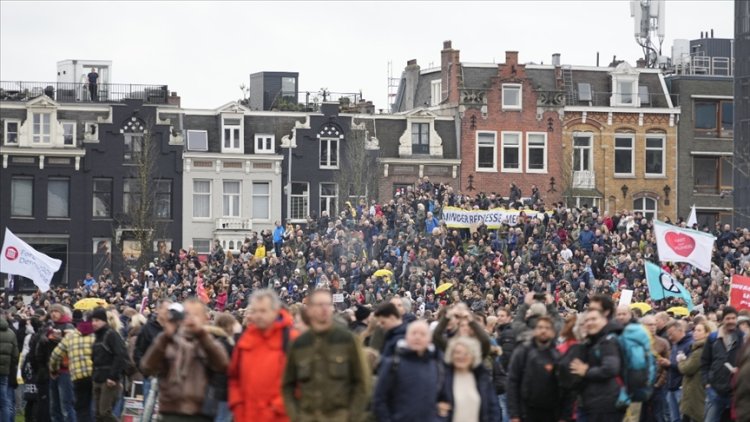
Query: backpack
610 322 656 404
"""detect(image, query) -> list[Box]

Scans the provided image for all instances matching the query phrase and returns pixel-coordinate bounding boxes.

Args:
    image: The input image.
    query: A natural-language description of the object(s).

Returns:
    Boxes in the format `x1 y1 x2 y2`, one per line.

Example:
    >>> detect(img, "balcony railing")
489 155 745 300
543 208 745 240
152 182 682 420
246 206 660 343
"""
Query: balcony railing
0 81 169 104
566 91 677 108
215 218 253 231
268 90 363 112
667 54 734 77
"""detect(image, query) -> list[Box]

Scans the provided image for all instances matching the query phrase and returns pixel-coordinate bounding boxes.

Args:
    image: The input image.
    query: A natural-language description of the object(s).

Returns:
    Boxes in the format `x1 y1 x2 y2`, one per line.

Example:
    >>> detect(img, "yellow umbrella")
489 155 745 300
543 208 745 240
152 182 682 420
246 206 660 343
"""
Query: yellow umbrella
667 306 689 317
630 302 652 313
373 269 393 282
74 298 107 311
435 282 454 295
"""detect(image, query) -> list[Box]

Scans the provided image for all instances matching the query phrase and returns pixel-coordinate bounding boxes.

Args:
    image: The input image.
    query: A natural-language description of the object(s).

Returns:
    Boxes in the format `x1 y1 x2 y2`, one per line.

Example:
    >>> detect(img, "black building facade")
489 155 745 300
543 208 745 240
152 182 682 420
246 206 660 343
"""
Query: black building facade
736 0 750 228
249 71 299 111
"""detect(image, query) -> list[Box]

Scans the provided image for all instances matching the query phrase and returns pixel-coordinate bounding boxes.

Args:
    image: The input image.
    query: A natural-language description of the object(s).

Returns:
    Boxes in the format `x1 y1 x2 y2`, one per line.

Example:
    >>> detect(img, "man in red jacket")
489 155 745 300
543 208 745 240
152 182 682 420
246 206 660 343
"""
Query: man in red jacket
228 289 298 422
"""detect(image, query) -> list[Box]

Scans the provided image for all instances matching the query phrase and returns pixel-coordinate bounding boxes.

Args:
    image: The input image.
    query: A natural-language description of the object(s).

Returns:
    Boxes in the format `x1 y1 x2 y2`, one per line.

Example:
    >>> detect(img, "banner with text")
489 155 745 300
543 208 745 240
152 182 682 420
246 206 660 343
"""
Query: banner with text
730 274 750 312
441 207 543 229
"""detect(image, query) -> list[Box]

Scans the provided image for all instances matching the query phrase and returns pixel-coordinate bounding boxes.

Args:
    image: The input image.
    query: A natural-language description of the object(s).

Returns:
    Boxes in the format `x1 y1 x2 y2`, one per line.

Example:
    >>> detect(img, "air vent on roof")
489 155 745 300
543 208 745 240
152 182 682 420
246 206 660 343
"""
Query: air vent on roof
577 83 592 102
187 130 208 151
638 86 650 105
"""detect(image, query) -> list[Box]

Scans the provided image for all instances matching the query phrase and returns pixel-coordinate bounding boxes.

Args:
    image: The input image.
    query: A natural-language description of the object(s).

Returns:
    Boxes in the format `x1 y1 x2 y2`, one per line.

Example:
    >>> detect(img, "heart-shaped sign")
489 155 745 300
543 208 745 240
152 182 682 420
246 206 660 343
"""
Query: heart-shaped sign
665 231 696 257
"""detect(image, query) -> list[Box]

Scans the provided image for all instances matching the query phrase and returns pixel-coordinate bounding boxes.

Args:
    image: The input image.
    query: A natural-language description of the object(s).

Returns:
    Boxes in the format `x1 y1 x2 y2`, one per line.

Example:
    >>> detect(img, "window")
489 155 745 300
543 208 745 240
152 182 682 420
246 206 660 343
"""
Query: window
411 123 429 154
255 134 274 154
252 182 270 219
573 134 592 171
320 183 338 216
614 134 634 175
62 122 75 146
501 132 521 172
502 84 522 110
223 181 241 217
693 156 733 194
695 100 733 137
92 178 112 218
192 180 211 218
154 180 172 219
290 182 309 221
124 134 143 163
123 179 140 215
319 138 339 168
47 178 70 218
11 177 33 217
4 120 19 144
526 133 547 173
476 132 497 171
633 197 657 220
618 81 634 105
645 135 665 176
281 77 296 96
193 239 211 255
638 85 650 105
430 80 442 106
222 118 242 152
32 113 51 143
186 130 208 151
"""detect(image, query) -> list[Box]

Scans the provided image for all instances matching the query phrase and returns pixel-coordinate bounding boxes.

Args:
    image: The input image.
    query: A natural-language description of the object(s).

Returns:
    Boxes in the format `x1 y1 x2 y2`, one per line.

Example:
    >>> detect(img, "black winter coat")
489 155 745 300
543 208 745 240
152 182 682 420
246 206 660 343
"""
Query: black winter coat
701 328 745 396
134 316 162 370
92 326 128 383
438 365 502 422
579 324 622 415
506 341 561 419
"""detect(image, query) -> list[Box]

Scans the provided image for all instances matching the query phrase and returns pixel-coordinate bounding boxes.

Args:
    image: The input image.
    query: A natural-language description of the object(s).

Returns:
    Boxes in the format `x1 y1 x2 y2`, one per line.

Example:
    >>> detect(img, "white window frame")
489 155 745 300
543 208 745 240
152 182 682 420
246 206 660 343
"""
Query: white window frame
572 133 593 172
526 132 548 173
192 179 212 219
612 75 639 107
320 183 338 216
614 133 635 177
251 181 271 220
633 197 658 220
186 130 209 152
254 133 275 154
221 116 243 153
222 180 241 217
475 131 497 172
3 119 20 145
644 134 666 177
61 121 76 146
319 137 339 169
32 112 52 144
501 84 522 110
501 131 522 173
290 182 310 222
430 79 442 106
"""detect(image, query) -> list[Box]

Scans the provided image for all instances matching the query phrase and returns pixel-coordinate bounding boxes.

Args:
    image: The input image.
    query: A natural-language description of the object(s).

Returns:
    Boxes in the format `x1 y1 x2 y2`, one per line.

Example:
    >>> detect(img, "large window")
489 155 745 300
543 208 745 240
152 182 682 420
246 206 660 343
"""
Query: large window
502 84 522 110
124 134 143 163
614 134 634 176
192 180 211 218
186 130 208 151
3 120 19 145
693 156 733 194
694 100 733 137
281 77 296 96
633 197 657 220
62 122 75 146
319 138 339 168
92 178 112 218
290 182 309 221
223 181 241 217
526 133 547 173
252 182 270 219
255 134 274 154
411 123 429 154
11 177 33 217
32 113 51 143
573 134 592 171
123 178 140 215
501 132 521 172
222 118 242 152
47 178 70 218
320 183 338 216
476 132 497 171
154 180 172 219
645 135 665 176
430 80 442 106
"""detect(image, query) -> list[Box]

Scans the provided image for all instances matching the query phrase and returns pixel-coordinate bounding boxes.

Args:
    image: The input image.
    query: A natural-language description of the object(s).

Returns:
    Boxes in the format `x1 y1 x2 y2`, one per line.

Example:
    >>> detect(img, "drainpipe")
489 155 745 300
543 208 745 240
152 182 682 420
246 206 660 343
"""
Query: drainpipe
286 139 292 221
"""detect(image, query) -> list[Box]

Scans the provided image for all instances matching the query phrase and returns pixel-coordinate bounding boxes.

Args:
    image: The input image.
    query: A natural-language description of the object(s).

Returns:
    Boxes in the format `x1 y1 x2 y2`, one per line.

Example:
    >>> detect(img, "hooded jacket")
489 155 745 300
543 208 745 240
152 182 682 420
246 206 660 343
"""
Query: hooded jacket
0 317 19 376
228 309 298 422
579 321 622 414
381 322 407 359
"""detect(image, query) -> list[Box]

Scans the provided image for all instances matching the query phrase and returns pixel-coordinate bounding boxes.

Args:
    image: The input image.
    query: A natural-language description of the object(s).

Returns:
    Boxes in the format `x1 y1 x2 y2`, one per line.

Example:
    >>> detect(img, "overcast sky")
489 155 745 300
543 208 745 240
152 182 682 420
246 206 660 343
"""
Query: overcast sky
0 1 735 109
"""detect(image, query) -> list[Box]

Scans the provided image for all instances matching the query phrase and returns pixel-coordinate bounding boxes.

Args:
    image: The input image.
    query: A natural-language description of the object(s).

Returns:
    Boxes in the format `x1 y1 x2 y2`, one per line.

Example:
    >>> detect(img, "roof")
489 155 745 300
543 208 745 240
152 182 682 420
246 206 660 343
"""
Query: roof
568 68 671 108
354 115 458 160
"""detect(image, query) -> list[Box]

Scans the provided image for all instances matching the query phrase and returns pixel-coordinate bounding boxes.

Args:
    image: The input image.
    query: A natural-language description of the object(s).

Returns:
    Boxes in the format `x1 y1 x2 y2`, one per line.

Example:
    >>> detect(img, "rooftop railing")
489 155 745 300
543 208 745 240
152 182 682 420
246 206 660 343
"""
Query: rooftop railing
667 54 734 77
269 90 363 112
0 81 170 104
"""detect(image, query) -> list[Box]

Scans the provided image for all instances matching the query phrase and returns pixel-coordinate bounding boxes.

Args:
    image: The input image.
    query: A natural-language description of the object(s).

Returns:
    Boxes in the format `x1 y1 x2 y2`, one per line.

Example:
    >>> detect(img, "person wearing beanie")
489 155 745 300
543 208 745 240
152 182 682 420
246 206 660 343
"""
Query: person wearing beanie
90 307 128 422
50 315 96 422
702 306 745 422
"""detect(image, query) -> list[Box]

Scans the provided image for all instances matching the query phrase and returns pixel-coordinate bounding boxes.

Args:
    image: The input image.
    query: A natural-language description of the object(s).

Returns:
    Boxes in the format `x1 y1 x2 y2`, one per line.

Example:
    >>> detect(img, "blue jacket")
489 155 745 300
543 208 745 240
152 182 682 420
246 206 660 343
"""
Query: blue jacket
579 230 595 251
373 342 442 422
273 226 285 243
426 217 440 234
381 323 408 359
438 365 501 422
667 333 693 391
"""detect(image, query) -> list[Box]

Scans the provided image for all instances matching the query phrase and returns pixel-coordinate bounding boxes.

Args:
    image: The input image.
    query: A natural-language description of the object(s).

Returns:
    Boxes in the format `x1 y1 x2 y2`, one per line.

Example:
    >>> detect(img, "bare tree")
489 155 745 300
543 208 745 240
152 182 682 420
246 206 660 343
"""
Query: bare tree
336 123 378 211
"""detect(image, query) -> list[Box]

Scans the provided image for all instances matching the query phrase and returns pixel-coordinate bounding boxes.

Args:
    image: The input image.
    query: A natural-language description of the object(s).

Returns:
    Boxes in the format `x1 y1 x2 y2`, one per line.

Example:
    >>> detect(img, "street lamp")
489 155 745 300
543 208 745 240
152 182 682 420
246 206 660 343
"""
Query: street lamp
663 184 671 205
467 174 475 191
621 184 629 199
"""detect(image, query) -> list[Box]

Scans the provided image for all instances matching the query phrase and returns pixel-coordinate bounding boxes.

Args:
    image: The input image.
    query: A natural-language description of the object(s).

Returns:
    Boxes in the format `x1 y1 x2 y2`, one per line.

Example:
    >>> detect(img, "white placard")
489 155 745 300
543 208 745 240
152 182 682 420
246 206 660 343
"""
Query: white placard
619 289 634 307
332 293 344 303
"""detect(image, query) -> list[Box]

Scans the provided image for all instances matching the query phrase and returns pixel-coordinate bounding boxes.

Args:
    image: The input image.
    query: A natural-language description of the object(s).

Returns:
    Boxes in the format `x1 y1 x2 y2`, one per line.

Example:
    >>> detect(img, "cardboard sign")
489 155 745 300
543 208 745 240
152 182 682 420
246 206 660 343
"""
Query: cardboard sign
619 289 634 307
730 274 750 312
332 293 345 303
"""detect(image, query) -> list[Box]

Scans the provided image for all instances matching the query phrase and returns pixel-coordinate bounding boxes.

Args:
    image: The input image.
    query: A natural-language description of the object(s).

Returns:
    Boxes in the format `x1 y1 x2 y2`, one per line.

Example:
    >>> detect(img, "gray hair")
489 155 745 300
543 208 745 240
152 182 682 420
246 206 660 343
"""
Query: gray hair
249 288 281 310
444 336 482 368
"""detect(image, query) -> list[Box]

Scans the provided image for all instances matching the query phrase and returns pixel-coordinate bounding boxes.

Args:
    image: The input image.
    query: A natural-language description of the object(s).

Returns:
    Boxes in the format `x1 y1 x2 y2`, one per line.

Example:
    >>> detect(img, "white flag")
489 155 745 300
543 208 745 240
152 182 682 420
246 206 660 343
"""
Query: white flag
687 205 697 228
653 220 715 272
0 228 61 293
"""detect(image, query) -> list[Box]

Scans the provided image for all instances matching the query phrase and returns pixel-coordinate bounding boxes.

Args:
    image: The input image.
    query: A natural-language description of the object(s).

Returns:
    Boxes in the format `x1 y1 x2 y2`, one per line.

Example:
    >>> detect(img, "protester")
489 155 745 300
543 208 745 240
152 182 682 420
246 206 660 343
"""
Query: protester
677 320 710 422
374 302 407 358
0 315 19 422
134 299 170 402
49 315 95 422
90 307 127 422
36 304 76 422
661 320 693 422
701 306 745 422
640 314 671 422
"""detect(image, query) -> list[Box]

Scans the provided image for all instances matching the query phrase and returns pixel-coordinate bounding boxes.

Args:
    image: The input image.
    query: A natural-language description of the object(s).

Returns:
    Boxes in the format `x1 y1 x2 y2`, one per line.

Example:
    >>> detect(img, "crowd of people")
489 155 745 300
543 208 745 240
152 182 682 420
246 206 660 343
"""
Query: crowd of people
1 177 750 422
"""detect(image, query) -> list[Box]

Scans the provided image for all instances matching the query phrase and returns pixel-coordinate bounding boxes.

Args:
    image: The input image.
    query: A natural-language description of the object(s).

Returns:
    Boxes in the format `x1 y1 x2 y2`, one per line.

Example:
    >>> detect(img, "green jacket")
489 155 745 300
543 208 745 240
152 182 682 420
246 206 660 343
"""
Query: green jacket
678 339 705 422
282 324 371 422
0 317 19 377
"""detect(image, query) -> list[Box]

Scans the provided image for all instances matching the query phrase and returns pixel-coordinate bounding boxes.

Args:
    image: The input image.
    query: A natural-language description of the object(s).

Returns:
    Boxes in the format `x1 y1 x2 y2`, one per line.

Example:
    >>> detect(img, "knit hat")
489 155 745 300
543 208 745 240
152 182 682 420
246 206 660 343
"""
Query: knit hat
90 307 108 323
355 305 371 322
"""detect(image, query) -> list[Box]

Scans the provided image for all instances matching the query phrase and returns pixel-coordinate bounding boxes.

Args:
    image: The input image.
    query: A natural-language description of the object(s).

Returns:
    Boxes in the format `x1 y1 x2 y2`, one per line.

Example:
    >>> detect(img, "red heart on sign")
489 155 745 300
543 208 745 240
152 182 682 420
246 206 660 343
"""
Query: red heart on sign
665 231 696 257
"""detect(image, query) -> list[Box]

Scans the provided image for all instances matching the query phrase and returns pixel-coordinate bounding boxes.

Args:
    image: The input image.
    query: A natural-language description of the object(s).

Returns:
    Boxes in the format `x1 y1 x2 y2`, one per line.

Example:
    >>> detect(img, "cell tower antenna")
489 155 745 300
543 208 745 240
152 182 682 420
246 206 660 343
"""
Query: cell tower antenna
630 0 666 68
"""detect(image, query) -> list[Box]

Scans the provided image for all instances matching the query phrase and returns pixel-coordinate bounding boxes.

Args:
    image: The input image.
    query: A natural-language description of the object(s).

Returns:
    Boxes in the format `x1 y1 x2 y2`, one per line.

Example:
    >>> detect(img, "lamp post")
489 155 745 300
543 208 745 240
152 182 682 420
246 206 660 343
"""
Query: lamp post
663 184 671 205
621 184 629 199
548 177 557 193
467 174 475 191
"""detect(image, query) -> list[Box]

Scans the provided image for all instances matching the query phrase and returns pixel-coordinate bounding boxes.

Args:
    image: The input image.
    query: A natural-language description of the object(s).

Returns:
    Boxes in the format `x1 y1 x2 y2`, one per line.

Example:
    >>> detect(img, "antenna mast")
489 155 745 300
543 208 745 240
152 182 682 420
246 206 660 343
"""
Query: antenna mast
630 0 666 68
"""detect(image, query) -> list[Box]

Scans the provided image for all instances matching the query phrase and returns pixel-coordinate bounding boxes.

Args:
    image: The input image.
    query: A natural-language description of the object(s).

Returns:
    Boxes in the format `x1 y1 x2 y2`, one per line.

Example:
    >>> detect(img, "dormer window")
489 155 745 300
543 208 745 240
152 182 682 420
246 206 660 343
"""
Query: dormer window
32 113 51 143
610 62 639 107
502 84 522 110
62 122 76 146
222 117 243 153
3 120 19 145
618 81 634 105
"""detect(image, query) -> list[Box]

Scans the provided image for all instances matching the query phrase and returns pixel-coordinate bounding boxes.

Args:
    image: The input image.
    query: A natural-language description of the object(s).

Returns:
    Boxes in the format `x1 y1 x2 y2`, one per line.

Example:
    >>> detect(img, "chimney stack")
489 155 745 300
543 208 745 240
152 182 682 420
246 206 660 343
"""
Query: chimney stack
168 91 181 107
402 59 420 110
441 40 461 105
711 29 714 38
505 51 519 66
552 53 561 67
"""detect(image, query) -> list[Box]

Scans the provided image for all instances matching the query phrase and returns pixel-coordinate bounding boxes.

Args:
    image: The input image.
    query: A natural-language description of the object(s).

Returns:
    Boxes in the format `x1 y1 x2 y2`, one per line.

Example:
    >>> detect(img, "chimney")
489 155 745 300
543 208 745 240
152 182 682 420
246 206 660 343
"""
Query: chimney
711 29 714 38
552 53 561 67
636 58 647 68
505 51 519 66
402 59 420 110
167 91 181 107
441 40 461 105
